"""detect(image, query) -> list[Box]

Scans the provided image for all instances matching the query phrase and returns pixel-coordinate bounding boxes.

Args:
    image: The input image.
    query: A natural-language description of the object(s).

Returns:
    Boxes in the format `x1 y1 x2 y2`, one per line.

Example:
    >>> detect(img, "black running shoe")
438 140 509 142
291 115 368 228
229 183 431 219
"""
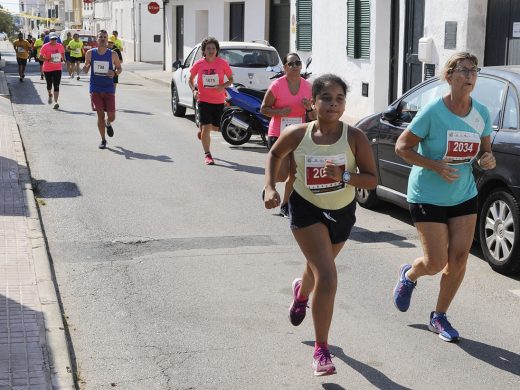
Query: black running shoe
98 139 107 149
106 123 114 137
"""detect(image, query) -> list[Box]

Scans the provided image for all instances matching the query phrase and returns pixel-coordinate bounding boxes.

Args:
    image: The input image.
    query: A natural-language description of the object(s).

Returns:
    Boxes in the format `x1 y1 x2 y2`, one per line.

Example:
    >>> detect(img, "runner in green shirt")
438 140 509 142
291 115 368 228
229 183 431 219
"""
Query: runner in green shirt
63 32 73 77
33 33 45 80
67 33 84 80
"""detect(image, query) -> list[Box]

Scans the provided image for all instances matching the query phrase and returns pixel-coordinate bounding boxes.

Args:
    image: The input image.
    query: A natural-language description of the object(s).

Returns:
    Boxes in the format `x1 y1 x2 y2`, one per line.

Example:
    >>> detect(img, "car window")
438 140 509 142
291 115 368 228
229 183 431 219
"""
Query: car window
471 76 507 128
194 47 203 62
219 49 279 67
399 80 448 122
184 46 197 68
502 86 519 129
79 36 96 44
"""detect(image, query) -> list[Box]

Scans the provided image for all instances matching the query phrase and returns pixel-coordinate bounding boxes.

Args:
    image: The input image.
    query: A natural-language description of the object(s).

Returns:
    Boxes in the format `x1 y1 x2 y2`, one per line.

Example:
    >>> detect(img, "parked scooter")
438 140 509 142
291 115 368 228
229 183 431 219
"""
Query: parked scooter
220 57 312 147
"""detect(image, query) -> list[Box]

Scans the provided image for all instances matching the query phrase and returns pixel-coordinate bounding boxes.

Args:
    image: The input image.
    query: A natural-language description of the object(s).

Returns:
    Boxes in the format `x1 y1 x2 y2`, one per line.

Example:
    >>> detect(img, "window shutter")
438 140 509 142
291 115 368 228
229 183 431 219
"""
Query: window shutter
296 0 312 51
346 0 371 59
359 0 370 59
346 0 355 57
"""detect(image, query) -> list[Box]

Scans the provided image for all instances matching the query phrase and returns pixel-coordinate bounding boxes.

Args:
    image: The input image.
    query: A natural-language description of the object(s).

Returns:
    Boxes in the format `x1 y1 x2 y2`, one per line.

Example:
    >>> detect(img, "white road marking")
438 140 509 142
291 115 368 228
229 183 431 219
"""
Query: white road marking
510 289 520 297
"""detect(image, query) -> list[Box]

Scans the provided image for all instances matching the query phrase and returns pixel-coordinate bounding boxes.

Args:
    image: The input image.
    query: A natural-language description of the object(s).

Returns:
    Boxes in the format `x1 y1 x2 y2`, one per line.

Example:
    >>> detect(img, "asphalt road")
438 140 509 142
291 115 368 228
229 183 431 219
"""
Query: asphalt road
2 49 520 390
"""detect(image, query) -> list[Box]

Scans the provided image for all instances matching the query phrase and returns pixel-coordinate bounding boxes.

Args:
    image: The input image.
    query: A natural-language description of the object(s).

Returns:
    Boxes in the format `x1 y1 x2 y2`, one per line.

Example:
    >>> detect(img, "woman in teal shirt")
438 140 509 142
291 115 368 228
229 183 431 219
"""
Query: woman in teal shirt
393 52 496 342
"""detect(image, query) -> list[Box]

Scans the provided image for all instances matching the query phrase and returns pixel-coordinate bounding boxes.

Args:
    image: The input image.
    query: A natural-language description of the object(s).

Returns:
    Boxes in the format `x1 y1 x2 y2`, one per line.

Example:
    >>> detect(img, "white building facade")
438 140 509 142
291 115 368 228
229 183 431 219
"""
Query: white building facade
288 0 490 123
82 0 164 63
85 0 518 121
163 0 271 72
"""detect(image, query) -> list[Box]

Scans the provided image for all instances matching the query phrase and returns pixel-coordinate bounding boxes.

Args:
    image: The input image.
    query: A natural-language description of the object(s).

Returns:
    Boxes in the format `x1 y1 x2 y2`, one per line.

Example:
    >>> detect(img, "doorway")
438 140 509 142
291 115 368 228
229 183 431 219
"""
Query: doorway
403 0 424 93
269 0 290 56
485 0 520 65
230 3 245 41
388 0 400 103
195 10 209 44
176 6 184 61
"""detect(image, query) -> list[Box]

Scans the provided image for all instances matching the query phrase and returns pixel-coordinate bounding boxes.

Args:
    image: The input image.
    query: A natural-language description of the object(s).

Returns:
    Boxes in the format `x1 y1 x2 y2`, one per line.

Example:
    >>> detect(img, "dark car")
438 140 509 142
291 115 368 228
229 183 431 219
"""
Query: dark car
355 66 520 275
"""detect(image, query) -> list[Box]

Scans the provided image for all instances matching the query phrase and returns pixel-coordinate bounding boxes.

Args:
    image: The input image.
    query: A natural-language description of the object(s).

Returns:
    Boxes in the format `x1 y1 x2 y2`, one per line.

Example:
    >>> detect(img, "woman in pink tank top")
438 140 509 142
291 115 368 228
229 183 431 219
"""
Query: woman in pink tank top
261 53 315 217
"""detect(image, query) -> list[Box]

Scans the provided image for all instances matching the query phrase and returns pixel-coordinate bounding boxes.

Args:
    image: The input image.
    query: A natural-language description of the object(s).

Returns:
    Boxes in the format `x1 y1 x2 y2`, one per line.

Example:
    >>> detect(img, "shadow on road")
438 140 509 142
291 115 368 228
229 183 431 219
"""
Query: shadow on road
107 146 173 162
322 383 346 390
350 226 417 248
5 70 46 106
117 108 153 115
32 179 82 198
57 109 95 116
302 341 413 389
213 157 264 174
409 324 520 376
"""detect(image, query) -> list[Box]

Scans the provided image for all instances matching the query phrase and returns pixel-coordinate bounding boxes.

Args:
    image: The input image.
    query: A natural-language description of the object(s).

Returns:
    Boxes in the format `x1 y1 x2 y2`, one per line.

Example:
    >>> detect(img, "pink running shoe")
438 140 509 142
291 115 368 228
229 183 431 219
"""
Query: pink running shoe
289 278 308 326
204 153 215 165
312 348 336 376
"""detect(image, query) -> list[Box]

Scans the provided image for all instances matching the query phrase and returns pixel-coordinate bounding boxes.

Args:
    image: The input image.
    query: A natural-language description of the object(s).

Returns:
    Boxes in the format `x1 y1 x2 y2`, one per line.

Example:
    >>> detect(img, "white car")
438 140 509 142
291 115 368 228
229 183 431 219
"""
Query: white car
171 41 282 126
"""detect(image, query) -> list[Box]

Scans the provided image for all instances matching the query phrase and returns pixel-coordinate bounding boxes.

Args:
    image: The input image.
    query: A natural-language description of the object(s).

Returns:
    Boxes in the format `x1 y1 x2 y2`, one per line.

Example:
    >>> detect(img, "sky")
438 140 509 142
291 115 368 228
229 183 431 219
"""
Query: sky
0 1 20 13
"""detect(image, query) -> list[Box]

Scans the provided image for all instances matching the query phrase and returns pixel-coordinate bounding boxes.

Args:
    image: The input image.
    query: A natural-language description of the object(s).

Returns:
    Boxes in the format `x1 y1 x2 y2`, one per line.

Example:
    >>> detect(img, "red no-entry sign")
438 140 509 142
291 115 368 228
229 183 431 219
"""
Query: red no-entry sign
148 2 160 14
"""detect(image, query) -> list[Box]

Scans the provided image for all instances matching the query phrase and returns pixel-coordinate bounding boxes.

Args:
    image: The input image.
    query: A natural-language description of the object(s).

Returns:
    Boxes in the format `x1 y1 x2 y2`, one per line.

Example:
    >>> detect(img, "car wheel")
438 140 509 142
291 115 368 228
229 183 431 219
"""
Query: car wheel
355 187 381 209
171 84 186 117
479 189 520 274
194 100 200 128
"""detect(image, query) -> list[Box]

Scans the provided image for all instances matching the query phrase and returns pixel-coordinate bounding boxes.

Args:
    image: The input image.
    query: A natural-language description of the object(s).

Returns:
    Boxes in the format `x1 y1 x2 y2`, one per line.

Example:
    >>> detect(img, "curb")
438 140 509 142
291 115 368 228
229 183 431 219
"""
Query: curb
1 71 76 389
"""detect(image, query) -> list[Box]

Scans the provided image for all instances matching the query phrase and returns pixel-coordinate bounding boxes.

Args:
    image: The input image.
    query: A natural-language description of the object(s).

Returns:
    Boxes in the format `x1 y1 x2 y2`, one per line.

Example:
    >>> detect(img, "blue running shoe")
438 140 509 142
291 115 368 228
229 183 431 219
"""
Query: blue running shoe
393 264 416 312
428 312 460 342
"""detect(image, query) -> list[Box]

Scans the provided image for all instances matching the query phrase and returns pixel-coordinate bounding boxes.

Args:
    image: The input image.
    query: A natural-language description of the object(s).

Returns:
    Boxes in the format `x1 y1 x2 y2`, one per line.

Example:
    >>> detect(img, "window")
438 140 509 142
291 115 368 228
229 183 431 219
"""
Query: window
502 86 519 129
219 48 279 67
183 46 197 67
471 76 507 128
347 0 370 59
296 0 312 51
399 79 448 123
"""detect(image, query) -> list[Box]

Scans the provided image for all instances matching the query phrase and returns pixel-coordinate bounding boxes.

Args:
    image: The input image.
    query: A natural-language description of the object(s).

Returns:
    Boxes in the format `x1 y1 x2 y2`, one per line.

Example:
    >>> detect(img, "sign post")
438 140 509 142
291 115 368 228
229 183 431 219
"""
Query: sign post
148 2 160 14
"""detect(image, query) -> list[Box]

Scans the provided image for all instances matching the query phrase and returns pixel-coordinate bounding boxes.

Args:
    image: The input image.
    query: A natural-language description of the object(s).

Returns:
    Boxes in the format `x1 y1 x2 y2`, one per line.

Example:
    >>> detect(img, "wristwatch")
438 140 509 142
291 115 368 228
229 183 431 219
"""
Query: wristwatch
342 170 351 184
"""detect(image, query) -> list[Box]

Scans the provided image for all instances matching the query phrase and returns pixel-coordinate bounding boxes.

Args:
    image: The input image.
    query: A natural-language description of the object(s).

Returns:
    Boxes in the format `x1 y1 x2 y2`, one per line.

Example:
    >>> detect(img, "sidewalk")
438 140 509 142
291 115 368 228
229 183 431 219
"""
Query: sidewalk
0 42 74 389
123 62 172 87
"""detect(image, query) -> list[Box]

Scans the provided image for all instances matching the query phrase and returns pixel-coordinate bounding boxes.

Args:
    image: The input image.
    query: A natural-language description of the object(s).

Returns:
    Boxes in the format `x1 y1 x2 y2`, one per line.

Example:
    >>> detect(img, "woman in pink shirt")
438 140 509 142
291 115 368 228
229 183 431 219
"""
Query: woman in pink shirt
261 53 315 217
39 34 65 109
189 37 234 165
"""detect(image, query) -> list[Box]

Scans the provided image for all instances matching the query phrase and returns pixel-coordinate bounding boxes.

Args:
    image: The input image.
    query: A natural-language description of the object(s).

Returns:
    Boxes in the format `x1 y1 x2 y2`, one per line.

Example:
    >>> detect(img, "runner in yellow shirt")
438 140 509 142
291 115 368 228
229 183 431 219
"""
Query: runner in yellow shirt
13 32 31 82
110 30 123 51
63 32 73 78
67 33 84 80
33 33 45 80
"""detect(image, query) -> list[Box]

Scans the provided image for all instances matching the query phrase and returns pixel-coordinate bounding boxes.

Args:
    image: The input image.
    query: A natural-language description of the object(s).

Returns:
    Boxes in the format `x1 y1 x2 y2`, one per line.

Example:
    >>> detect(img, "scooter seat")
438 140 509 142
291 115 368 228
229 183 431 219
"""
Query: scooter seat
236 87 266 101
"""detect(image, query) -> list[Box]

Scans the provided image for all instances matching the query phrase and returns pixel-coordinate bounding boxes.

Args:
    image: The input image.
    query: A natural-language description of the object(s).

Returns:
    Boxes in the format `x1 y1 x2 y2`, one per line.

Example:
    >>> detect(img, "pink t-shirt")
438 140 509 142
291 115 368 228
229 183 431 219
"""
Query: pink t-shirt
190 57 233 104
40 42 65 72
267 76 312 137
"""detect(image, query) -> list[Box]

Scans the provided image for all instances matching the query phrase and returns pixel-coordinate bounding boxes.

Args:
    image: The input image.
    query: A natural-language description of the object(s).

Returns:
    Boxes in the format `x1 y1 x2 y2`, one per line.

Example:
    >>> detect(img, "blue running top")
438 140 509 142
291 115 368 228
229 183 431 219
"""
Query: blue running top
89 48 115 94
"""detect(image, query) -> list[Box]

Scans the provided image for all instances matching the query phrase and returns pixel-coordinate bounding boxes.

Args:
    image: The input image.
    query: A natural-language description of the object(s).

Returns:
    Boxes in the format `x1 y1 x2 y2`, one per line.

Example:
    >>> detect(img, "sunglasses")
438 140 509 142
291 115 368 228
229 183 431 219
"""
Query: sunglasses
286 60 302 68
453 67 481 76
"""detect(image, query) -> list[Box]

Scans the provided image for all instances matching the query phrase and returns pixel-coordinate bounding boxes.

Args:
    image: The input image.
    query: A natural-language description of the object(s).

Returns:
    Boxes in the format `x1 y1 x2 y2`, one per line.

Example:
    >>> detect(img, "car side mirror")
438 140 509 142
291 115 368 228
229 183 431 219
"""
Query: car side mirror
172 60 183 70
382 105 400 122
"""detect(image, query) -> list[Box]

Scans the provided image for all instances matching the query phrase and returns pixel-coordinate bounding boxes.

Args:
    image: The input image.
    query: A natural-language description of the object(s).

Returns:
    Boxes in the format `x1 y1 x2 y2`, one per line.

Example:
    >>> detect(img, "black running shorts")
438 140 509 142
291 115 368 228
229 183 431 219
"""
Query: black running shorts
198 102 224 127
409 196 478 224
289 190 357 244
267 136 278 150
